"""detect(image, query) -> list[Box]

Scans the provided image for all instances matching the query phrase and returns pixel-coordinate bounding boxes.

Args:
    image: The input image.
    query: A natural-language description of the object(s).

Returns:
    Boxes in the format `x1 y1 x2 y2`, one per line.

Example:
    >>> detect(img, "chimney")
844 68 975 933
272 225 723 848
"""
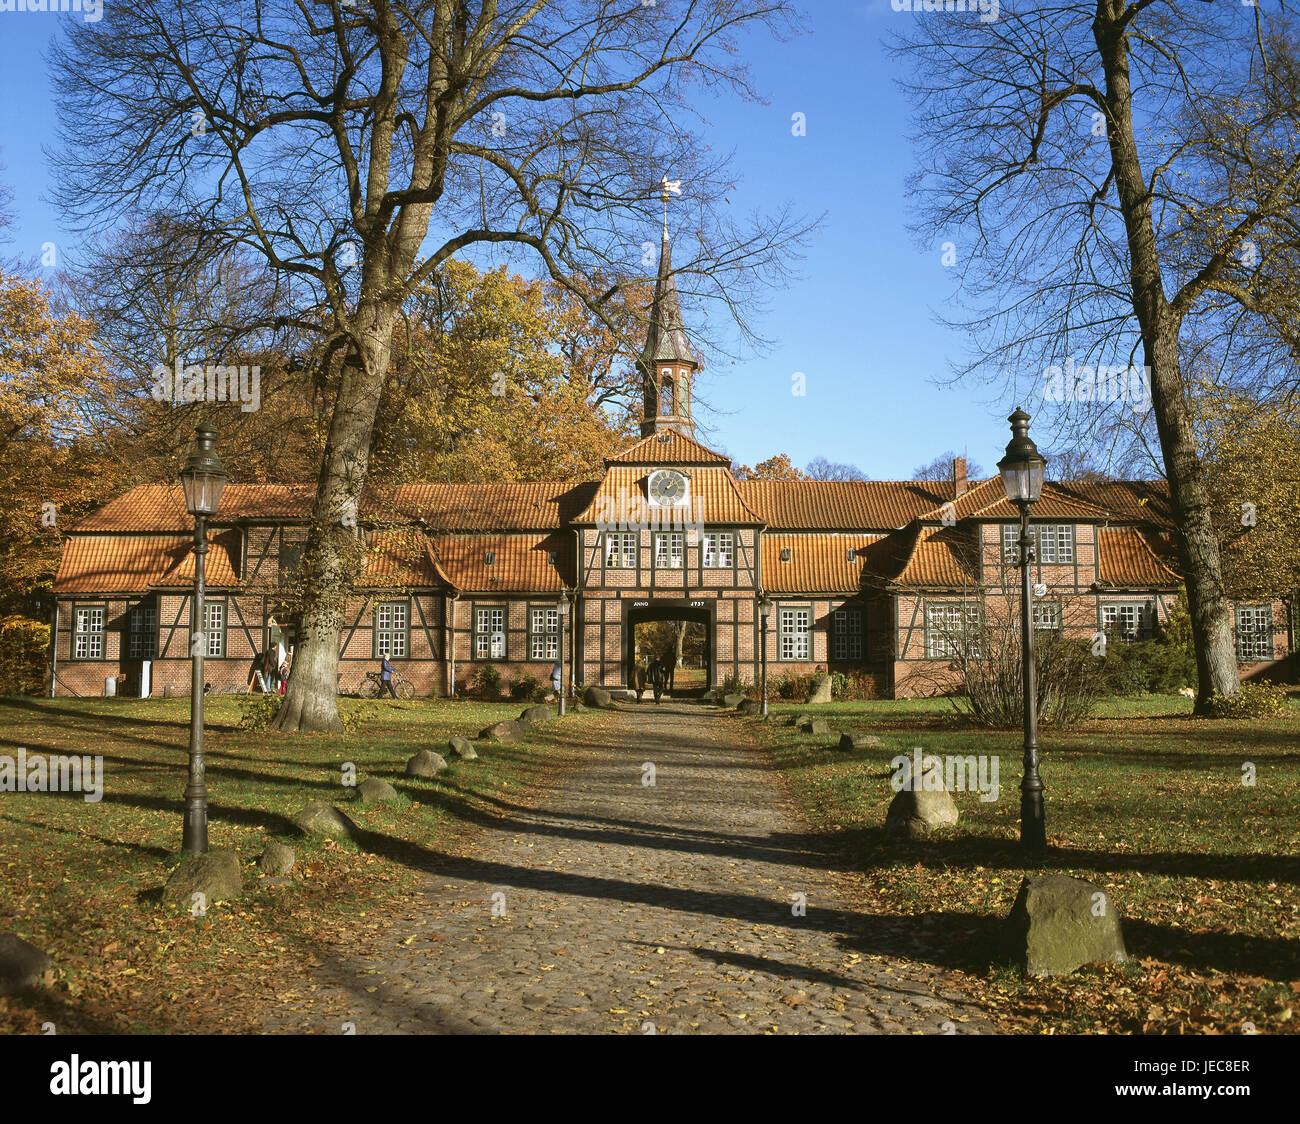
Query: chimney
953 456 968 498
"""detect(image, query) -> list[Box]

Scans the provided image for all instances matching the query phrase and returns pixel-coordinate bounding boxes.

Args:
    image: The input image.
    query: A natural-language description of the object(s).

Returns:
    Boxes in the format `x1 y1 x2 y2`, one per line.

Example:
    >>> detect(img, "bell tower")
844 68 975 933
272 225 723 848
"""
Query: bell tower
640 227 698 438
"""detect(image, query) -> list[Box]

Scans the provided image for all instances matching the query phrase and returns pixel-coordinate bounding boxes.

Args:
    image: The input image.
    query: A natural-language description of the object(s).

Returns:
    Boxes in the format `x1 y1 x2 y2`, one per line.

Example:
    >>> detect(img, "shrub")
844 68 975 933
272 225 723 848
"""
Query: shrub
237 692 282 730
773 672 815 700
511 673 541 701
1096 639 1197 695
1205 681 1290 719
478 662 503 700
0 615 49 695
720 671 753 697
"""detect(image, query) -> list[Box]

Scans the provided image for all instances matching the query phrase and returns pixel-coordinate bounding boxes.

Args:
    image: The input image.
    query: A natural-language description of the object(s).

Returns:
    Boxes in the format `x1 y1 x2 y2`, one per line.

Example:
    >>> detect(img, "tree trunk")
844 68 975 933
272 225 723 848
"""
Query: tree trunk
1095 3 1240 711
274 301 396 732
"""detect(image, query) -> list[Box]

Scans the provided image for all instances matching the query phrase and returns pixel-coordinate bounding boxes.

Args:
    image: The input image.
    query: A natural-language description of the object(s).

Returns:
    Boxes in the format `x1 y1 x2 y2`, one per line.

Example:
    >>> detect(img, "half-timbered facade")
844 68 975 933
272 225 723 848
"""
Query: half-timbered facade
49 236 1295 699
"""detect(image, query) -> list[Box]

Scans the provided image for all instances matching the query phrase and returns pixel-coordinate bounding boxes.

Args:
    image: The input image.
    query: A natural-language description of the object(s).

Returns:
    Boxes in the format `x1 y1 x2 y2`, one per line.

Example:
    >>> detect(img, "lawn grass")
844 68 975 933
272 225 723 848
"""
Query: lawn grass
754 692 1300 1033
0 694 592 1034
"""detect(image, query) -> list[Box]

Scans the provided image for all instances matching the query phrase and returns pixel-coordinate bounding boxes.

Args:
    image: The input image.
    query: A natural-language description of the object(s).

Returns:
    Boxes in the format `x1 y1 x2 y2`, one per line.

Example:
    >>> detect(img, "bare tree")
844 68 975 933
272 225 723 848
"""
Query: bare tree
804 456 869 481
50 0 812 730
910 451 985 483
892 1 1300 710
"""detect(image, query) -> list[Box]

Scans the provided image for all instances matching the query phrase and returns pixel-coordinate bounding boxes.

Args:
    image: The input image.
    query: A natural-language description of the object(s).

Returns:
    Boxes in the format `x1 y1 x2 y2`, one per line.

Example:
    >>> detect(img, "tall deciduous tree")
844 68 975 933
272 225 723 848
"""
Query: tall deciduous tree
50 0 810 730
893 2 1300 710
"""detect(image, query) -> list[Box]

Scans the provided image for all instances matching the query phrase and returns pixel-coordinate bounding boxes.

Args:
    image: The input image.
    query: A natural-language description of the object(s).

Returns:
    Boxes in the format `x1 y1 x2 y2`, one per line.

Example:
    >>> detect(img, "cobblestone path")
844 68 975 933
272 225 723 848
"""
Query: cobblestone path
261 701 999 1034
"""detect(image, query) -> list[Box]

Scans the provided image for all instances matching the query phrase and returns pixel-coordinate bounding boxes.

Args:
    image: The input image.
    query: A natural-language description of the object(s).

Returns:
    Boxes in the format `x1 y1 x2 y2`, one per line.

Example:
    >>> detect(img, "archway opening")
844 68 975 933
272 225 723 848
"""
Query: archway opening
627 606 711 696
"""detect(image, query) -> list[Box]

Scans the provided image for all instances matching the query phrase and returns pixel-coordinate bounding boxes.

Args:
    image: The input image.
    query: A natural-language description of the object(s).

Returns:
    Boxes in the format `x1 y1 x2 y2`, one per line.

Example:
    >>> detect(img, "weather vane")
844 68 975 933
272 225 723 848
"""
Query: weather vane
660 174 681 240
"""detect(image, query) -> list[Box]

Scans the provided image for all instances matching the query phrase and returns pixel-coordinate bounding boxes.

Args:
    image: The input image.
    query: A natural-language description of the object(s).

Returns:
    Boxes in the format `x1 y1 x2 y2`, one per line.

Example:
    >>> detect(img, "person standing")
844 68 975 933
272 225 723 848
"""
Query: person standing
380 654 398 698
550 661 562 700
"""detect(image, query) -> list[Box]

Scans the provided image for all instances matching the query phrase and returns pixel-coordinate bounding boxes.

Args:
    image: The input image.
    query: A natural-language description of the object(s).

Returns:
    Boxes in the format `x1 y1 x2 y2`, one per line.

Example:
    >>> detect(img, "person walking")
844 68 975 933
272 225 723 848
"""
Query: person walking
550 661 562 700
277 661 289 696
380 654 398 698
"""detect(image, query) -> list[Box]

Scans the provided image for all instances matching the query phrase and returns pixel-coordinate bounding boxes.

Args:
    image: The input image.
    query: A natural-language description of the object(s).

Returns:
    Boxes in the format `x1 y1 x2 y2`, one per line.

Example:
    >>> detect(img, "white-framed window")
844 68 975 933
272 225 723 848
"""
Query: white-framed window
530 607 559 661
73 606 105 660
1236 605 1274 662
1032 602 1061 635
203 600 225 658
925 603 983 659
374 601 408 658
831 607 862 660
128 600 157 659
605 531 636 569
474 607 506 659
1100 602 1153 643
703 531 734 569
1003 523 1075 564
779 607 811 661
655 532 684 569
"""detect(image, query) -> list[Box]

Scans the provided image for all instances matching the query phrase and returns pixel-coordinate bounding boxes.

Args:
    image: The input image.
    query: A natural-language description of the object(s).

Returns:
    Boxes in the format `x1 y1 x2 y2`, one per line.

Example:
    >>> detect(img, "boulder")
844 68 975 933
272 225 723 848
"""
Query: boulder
356 777 400 805
569 702 586 714
291 802 358 841
807 674 833 705
722 692 746 708
884 756 958 838
583 686 613 708
0 934 54 995
1004 874 1128 977
700 689 718 702
407 749 449 777
736 698 762 715
479 719 526 743
519 704 553 725
787 713 812 728
258 842 295 876
838 731 884 750
162 850 243 906
447 737 477 761
799 718 831 735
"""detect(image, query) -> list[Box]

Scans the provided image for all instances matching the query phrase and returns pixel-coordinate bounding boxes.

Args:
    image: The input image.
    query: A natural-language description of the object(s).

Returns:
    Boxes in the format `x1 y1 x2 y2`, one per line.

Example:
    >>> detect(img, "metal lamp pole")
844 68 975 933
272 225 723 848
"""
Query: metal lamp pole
179 428 227 855
759 591 772 717
998 408 1047 852
558 589 570 716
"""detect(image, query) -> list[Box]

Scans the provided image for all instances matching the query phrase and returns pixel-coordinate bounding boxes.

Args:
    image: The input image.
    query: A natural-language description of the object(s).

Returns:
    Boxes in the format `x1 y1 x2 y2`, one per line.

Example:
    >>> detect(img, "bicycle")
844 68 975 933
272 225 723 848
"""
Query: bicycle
358 670 415 700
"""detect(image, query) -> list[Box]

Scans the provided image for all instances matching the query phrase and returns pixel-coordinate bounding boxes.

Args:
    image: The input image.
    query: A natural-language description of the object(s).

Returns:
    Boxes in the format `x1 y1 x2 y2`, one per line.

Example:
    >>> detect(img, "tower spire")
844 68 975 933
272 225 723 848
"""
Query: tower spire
640 181 697 438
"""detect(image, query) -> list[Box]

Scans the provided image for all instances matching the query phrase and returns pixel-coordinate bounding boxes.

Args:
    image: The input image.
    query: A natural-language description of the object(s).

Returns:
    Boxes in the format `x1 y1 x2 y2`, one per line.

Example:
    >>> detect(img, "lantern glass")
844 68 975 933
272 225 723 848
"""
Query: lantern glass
180 466 227 516
558 594 571 620
759 595 773 621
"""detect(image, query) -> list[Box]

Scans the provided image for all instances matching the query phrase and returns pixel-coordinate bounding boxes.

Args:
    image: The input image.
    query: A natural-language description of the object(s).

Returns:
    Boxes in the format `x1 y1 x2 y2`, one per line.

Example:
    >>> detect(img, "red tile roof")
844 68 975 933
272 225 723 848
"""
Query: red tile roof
739 479 950 530
760 534 885 593
432 533 573 592
914 478 1114 523
364 530 452 589
1097 527 1182 588
570 466 762 525
606 430 732 466
880 525 981 589
54 533 241 593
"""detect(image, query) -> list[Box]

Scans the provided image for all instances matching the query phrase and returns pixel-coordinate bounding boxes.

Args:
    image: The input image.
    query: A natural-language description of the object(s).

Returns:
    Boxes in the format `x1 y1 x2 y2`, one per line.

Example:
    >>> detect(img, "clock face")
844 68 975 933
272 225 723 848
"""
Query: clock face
648 469 688 507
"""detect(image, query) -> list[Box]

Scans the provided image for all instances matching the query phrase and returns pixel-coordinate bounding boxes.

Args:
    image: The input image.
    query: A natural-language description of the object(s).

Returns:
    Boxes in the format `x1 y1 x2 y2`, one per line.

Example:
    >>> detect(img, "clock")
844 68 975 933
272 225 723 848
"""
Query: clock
648 469 688 507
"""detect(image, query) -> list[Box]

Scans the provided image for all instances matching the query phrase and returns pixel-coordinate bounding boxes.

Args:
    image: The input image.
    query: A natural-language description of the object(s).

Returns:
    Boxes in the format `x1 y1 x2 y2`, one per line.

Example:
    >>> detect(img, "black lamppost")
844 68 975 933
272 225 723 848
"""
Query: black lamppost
179 427 227 854
557 588 571 716
997 408 1047 851
759 590 773 717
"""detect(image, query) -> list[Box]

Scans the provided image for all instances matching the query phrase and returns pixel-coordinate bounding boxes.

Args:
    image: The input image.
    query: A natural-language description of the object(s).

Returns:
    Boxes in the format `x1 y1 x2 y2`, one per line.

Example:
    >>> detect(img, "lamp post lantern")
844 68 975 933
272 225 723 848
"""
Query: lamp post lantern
997 408 1047 851
557 589 571 716
759 590 773 717
178 427 227 854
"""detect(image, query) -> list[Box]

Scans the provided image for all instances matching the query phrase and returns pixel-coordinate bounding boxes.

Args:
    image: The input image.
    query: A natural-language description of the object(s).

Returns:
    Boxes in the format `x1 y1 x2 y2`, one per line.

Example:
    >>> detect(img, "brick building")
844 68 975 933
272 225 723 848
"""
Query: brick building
50 235 1294 698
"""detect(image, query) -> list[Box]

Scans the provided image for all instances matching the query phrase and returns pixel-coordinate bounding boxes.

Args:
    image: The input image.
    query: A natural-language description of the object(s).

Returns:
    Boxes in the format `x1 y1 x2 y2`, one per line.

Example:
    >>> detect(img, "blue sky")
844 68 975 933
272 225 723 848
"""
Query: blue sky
0 1 1014 480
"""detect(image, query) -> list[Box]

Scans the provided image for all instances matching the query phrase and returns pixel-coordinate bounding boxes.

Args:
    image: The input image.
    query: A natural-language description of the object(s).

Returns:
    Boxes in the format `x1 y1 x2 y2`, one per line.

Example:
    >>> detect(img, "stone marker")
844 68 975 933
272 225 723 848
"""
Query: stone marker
838 731 884 750
569 702 586 713
407 749 449 777
479 719 525 742
799 718 831 735
787 713 811 728
520 704 553 725
163 850 243 905
884 756 958 838
0 934 54 994
356 777 400 805
722 692 745 708
736 698 762 715
291 801 358 840
583 686 612 708
807 673 833 705
258 841 295 876
1004 874 1128 977
447 737 477 761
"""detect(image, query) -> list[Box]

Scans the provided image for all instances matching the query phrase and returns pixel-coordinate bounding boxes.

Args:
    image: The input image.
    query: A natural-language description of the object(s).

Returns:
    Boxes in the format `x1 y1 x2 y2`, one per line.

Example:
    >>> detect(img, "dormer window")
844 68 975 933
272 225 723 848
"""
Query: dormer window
484 551 496 566
780 548 792 563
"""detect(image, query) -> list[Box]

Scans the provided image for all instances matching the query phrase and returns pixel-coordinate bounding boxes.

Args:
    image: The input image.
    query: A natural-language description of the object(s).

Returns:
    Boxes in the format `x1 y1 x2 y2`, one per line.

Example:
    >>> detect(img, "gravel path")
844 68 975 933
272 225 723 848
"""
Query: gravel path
261 701 998 1034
